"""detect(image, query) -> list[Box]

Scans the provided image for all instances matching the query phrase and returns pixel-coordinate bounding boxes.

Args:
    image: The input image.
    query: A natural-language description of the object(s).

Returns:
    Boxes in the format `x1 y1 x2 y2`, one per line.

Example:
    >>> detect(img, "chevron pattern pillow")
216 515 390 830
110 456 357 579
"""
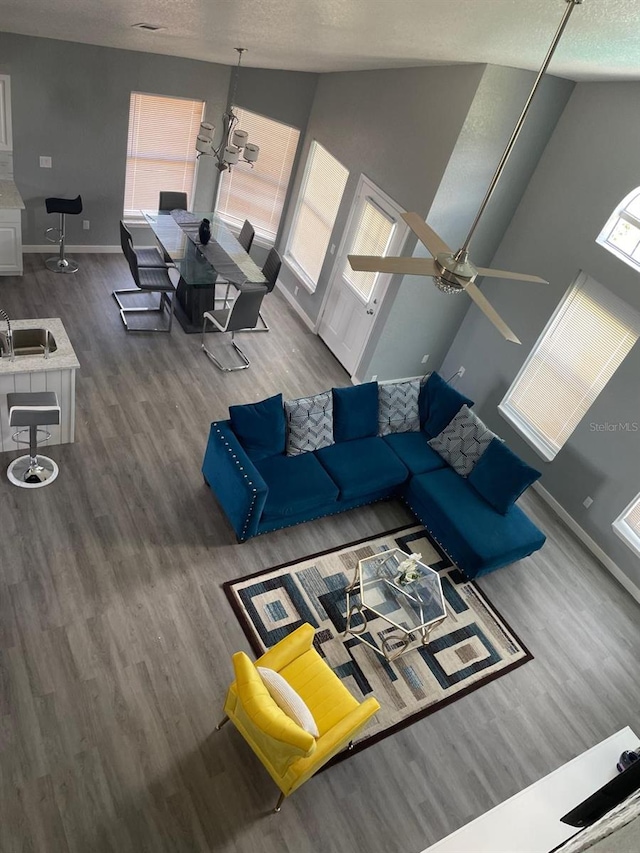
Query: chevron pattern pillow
378 379 421 435
285 391 334 456
428 405 498 476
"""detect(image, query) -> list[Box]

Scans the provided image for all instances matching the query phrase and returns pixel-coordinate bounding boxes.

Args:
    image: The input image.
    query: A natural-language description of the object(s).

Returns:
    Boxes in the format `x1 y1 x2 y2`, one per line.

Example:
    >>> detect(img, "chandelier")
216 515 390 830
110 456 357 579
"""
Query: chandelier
195 48 260 171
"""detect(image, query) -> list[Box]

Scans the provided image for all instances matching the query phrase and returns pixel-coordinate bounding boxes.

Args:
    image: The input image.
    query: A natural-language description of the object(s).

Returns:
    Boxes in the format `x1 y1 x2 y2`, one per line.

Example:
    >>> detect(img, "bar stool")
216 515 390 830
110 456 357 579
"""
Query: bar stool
45 195 83 273
7 392 61 488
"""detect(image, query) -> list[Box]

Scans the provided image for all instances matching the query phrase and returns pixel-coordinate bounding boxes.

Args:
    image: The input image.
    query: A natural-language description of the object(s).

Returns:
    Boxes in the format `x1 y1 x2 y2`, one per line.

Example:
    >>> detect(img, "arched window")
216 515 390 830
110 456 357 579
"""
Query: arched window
597 186 640 272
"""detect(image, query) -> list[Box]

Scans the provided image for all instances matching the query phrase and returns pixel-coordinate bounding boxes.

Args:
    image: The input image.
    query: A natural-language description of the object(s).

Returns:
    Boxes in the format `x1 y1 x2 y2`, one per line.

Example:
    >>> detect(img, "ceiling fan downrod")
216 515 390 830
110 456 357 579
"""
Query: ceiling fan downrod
458 0 583 257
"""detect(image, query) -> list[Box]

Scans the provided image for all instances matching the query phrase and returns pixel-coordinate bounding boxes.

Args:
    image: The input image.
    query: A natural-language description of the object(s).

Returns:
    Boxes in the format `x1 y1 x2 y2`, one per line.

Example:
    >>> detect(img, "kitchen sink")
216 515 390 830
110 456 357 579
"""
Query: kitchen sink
0 328 58 357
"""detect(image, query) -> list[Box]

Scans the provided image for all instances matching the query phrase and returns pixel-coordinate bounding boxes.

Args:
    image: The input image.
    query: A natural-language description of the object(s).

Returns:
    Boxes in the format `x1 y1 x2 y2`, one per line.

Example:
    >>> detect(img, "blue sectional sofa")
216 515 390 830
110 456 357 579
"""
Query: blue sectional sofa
201 374 546 579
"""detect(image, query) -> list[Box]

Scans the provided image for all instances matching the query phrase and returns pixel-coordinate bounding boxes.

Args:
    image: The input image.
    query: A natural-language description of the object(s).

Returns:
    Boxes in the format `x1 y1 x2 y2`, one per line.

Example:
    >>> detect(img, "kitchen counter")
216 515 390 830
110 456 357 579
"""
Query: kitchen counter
0 179 25 210
0 317 79 452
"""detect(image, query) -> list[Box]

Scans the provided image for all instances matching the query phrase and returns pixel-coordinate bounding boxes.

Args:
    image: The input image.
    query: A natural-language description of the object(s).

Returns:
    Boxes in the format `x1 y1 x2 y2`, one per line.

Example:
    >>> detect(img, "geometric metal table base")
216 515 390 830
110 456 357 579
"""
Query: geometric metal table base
7 454 59 488
45 256 79 274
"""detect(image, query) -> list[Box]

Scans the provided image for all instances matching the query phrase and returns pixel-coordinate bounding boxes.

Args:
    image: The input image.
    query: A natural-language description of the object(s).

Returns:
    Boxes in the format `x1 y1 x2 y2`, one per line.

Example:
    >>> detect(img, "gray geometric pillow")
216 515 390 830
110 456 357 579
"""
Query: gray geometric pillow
378 379 421 436
428 405 498 476
285 391 334 456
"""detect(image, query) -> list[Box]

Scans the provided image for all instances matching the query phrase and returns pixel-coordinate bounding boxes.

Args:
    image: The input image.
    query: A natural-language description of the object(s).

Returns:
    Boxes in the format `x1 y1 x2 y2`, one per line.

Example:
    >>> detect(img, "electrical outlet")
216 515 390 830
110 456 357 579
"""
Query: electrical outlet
39 156 52 168
294 286 299 296
458 366 466 378
371 374 378 381
421 354 429 365
583 496 593 509
82 220 90 230
330 244 336 255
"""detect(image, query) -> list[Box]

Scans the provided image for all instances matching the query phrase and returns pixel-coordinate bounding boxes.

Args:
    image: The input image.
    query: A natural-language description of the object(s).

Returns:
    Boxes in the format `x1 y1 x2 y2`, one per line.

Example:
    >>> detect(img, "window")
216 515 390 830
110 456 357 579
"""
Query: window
123 92 204 219
613 495 640 558
499 271 640 461
342 199 396 302
597 186 640 273
216 108 300 244
286 142 349 290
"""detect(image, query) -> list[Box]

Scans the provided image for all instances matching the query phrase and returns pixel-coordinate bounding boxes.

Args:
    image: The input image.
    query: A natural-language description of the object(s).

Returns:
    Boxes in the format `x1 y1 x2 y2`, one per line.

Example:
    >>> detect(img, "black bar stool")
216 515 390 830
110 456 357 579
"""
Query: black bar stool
45 195 83 273
7 392 61 488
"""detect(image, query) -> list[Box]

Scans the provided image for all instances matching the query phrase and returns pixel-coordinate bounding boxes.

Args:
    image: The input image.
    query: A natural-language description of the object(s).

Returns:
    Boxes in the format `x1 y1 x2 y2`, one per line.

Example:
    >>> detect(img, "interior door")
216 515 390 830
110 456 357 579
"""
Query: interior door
318 177 408 376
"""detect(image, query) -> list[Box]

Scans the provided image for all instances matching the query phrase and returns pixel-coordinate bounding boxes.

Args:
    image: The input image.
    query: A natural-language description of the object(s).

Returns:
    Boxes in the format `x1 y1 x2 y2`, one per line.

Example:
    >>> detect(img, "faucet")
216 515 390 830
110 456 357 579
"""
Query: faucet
0 309 14 361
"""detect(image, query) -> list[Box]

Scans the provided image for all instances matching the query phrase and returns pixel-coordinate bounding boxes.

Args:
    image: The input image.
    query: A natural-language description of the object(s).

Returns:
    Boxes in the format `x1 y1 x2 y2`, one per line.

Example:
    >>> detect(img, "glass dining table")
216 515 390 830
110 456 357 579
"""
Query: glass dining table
142 210 266 333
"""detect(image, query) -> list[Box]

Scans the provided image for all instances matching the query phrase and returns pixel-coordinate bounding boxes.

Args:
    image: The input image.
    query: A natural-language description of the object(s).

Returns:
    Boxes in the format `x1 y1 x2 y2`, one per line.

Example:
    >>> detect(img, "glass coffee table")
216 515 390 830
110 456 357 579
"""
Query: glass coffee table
344 548 447 662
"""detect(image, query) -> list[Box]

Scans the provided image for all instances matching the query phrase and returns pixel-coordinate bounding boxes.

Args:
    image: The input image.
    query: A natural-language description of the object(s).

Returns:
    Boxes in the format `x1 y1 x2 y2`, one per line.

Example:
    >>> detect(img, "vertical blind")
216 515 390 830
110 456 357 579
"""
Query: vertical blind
124 92 204 218
500 272 640 460
342 199 395 301
217 108 300 242
287 142 349 287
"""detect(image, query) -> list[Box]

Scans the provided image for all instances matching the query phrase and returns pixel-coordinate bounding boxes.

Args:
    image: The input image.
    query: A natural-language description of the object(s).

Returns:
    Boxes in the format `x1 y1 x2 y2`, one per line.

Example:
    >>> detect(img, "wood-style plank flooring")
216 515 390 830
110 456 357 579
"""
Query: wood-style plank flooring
0 253 639 853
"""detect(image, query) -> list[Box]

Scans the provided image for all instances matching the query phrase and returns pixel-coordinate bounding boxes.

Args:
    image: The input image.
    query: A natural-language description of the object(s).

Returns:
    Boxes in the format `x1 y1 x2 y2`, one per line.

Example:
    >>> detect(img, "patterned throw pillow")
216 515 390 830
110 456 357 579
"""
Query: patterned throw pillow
257 666 319 737
284 391 334 456
428 405 498 476
378 379 421 435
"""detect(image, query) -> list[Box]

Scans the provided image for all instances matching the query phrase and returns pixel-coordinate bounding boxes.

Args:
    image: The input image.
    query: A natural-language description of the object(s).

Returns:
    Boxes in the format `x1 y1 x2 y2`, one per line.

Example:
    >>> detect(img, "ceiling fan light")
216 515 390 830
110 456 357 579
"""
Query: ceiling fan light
433 277 465 295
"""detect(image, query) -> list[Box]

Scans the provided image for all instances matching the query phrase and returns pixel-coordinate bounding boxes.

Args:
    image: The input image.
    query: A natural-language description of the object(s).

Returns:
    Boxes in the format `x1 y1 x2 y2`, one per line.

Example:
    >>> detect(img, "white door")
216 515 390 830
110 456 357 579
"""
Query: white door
318 176 408 376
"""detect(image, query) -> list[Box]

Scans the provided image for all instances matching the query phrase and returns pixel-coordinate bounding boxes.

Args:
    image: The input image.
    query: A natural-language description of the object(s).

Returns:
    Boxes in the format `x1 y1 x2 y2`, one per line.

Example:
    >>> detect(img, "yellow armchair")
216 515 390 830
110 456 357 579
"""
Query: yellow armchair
217 623 380 811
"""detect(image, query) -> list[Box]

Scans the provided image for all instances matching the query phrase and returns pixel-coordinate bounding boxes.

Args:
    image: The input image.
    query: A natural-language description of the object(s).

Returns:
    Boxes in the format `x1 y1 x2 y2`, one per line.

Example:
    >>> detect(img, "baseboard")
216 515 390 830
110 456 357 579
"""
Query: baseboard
275 281 316 332
532 482 640 605
23 245 121 253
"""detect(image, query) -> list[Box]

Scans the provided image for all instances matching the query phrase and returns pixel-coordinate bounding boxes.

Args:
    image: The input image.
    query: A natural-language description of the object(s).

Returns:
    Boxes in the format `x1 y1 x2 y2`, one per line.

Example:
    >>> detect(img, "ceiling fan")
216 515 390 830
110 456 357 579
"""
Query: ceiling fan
348 0 584 344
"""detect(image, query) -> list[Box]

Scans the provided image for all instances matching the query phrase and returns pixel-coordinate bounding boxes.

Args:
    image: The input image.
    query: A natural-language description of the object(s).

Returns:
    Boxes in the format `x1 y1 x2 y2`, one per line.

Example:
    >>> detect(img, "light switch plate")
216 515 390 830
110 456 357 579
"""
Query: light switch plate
39 156 52 168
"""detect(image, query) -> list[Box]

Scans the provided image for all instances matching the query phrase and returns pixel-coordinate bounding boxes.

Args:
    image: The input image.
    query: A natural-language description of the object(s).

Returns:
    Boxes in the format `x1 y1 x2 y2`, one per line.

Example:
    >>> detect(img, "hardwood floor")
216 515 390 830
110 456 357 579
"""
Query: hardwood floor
1 253 639 852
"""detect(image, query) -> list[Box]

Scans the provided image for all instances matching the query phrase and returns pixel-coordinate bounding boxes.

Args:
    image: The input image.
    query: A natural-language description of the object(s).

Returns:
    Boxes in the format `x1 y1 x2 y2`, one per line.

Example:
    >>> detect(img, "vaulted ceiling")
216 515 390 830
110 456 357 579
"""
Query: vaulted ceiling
0 0 638 82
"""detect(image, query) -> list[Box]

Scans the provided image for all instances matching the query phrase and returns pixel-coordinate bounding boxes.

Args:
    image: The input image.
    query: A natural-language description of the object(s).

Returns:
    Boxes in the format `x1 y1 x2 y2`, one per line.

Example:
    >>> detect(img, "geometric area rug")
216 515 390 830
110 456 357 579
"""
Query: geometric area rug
223 525 533 756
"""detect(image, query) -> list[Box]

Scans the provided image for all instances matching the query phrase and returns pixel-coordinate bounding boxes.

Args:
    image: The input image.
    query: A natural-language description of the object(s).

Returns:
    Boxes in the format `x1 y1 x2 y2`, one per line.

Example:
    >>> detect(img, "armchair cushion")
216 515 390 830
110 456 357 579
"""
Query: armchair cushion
419 372 474 438
316 436 408 501
255 453 339 520
229 393 286 461
257 667 319 737
332 382 379 442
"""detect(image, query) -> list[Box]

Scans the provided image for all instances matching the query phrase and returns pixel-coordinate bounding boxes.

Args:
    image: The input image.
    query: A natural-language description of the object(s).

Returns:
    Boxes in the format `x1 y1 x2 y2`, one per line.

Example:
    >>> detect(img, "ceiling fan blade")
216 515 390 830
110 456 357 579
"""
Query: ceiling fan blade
348 255 439 276
475 266 548 285
465 282 521 344
402 213 452 257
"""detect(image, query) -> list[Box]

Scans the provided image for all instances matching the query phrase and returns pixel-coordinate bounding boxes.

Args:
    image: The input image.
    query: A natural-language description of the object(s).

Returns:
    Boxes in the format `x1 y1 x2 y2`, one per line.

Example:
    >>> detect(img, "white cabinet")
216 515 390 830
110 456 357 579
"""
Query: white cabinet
0 209 22 275
0 75 12 151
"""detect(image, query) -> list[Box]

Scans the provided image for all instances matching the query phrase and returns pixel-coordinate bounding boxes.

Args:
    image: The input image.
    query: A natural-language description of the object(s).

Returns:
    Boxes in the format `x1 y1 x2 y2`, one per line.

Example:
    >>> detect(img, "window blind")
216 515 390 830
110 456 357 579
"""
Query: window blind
123 92 204 218
500 272 640 461
613 494 640 557
287 142 349 288
342 199 395 301
624 499 640 536
597 187 640 272
216 108 300 242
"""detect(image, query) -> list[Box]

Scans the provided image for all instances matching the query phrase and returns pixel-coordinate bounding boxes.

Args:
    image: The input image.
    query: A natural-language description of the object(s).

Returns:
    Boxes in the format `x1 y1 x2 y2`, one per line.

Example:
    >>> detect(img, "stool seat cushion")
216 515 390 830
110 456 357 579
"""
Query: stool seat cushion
135 247 167 268
137 267 175 292
45 195 83 216
8 391 60 427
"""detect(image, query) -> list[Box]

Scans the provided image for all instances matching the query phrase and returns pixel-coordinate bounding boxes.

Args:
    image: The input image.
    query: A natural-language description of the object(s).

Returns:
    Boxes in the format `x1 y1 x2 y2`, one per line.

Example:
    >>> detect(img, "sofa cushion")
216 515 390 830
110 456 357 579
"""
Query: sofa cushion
378 378 421 435
332 382 379 443
405 468 546 577
468 438 542 515
428 405 498 477
419 372 474 438
383 432 448 475
229 393 285 462
316 437 408 500
284 391 334 456
255 453 339 520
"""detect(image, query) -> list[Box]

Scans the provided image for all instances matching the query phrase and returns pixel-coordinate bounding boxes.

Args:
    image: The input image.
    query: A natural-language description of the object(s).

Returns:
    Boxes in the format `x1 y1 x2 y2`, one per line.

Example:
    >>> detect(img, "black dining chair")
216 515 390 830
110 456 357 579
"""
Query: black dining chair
201 283 268 370
247 248 282 332
113 228 176 332
119 220 166 269
238 220 255 254
158 191 188 212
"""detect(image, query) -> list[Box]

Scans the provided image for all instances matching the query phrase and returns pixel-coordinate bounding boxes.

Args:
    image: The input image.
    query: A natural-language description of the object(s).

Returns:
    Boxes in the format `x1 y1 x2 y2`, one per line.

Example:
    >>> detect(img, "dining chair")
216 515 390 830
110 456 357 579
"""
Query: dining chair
158 191 188 212
201 283 267 370
245 248 282 332
119 220 166 269
238 220 255 254
113 231 176 332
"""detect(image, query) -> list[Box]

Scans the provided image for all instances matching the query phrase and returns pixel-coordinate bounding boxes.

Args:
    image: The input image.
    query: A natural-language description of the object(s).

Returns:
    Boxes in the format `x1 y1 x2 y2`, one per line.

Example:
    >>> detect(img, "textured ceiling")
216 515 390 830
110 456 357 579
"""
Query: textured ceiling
0 0 639 81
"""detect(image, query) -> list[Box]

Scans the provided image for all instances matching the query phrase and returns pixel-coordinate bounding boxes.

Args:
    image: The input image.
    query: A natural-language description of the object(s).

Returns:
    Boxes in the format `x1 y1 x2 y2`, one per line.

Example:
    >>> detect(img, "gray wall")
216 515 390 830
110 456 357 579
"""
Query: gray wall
0 32 318 247
276 63 487 329
362 65 574 381
440 80 640 588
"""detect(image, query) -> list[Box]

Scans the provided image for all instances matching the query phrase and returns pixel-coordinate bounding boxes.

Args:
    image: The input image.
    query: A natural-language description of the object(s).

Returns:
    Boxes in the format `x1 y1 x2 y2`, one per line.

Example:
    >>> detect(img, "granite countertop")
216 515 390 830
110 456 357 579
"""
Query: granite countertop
0 317 80 374
0 180 25 210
